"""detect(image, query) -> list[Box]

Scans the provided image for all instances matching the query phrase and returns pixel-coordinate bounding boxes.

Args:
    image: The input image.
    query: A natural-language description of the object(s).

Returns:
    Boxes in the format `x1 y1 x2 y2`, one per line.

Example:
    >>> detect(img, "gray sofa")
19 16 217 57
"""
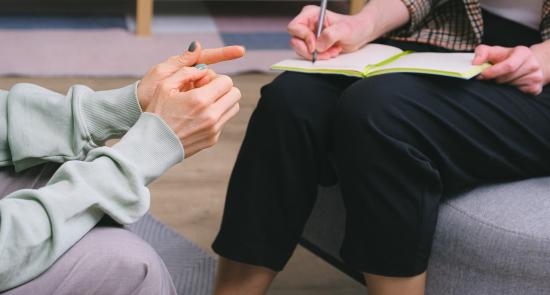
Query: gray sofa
301 178 550 294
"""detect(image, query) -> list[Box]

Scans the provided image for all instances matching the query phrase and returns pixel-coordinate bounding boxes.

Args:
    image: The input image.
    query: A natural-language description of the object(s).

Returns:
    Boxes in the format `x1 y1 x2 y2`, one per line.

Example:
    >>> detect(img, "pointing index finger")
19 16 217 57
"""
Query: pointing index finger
198 46 246 65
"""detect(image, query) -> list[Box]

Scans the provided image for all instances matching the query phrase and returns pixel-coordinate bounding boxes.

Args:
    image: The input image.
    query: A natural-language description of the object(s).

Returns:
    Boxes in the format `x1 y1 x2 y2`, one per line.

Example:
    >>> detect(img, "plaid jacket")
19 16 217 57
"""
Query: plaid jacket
388 0 550 51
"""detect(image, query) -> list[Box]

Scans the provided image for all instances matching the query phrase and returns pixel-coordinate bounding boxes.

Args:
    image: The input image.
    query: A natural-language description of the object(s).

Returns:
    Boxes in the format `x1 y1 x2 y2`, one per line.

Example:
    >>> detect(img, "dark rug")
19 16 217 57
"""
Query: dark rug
128 214 216 295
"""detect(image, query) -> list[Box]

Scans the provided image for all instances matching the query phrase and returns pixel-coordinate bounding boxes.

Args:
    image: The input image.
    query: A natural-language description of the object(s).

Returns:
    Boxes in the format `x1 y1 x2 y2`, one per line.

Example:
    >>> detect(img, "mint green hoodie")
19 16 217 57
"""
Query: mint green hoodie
0 82 184 291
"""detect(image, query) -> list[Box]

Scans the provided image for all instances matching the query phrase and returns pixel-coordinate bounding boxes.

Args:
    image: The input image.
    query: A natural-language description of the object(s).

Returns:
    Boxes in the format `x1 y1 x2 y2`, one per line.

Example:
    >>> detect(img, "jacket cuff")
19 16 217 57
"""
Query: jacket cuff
80 82 143 145
111 113 184 185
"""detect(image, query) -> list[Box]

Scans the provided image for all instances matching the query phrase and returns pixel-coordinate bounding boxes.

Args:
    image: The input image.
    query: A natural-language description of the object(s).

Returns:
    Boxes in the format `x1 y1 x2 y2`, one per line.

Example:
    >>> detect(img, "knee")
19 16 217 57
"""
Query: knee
256 72 324 122
334 74 421 140
84 228 173 293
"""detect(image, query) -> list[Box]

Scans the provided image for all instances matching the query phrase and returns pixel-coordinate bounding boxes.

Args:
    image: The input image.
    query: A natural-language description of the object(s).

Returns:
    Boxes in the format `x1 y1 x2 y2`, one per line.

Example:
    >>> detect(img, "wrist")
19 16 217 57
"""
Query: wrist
136 81 149 110
354 5 380 41
531 41 550 85
356 0 411 40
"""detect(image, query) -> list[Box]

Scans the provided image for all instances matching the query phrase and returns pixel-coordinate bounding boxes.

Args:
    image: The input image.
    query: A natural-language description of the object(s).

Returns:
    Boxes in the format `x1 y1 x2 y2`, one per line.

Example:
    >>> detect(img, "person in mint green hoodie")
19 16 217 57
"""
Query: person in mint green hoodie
0 41 245 294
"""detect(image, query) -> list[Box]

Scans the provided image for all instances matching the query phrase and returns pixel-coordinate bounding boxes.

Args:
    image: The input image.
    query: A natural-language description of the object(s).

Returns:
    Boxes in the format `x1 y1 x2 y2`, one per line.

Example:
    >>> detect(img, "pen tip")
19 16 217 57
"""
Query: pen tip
312 51 317 64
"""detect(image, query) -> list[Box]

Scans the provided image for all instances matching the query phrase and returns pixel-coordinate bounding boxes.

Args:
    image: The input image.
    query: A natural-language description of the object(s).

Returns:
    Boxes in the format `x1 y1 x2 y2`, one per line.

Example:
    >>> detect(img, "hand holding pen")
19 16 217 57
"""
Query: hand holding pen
287 5 373 61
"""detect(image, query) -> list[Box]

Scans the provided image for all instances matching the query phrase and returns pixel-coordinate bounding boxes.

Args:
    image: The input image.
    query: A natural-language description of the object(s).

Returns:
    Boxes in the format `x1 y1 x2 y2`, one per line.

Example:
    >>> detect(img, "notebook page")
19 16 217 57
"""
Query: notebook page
372 52 480 77
272 44 403 74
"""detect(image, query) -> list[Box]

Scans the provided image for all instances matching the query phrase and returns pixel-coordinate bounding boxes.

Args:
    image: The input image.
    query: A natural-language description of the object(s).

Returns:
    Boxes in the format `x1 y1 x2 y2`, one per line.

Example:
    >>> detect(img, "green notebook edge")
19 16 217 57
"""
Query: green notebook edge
271 49 491 80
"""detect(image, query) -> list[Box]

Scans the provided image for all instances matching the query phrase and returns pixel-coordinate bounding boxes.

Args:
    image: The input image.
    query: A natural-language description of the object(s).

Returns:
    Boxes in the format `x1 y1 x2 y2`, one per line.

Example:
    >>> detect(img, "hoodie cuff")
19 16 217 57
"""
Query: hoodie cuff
111 113 184 185
80 82 143 145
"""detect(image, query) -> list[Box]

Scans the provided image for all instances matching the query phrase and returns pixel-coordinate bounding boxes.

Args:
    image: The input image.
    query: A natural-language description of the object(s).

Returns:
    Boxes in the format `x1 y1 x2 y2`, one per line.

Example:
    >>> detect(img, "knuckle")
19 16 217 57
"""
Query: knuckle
502 63 514 73
158 81 172 92
232 87 242 99
188 93 204 108
325 30 337 42
530 56 541 67
176 55 188 65
207 69 217 77
533 72 544 83
207 125 218 136
289 39 297 49
527 60 540 72
207 136 219 147
515 46 530 55
287 23 299 34
150 65 163 76
203 112 218 127
220 75 234 87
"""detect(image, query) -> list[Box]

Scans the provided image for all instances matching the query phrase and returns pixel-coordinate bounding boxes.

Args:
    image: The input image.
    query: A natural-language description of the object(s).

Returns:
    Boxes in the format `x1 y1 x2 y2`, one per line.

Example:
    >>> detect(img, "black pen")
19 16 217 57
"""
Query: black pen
312 0 328 63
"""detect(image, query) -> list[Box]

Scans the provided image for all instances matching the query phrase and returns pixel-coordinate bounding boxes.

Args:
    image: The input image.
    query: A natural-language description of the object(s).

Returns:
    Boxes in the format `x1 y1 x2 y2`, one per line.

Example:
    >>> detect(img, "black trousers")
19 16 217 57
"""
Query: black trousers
213 13 550 276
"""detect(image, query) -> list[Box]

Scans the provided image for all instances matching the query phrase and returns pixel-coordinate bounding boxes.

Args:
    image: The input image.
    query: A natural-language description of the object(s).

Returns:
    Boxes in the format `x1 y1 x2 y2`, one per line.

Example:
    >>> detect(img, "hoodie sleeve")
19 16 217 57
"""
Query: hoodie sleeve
0 82 142 171
0 113 183 291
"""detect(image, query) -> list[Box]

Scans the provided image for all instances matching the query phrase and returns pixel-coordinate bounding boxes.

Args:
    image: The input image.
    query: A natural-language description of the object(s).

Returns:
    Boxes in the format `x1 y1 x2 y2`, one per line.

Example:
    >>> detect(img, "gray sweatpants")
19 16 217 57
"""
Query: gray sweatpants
0 164 177 295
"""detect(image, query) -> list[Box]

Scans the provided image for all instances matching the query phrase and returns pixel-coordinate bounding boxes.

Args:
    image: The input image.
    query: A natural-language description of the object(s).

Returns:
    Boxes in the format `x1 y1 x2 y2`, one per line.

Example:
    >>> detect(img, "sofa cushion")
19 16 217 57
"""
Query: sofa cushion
427 177 550 294
302 178 550 294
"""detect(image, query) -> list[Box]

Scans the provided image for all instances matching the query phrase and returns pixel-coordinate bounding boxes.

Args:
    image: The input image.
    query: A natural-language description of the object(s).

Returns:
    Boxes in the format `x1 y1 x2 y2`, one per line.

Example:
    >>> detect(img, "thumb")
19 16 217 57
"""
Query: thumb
472 45 490 65
473 45 510 65
162 41 203 74
316 24 345 53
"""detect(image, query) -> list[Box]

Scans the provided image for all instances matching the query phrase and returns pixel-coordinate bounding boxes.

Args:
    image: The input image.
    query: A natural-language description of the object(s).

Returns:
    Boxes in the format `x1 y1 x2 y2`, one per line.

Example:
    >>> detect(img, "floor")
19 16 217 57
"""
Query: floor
0 74 366 295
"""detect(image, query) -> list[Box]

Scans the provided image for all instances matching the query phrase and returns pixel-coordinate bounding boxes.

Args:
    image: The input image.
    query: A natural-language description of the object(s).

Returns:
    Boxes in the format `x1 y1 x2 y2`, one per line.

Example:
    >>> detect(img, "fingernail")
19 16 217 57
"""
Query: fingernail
195 63 207 70
188 41 197 52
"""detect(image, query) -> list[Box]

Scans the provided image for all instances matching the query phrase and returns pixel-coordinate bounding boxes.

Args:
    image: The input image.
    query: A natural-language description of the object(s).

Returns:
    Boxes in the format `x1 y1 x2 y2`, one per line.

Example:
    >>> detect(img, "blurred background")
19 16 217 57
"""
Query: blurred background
0 0 364 294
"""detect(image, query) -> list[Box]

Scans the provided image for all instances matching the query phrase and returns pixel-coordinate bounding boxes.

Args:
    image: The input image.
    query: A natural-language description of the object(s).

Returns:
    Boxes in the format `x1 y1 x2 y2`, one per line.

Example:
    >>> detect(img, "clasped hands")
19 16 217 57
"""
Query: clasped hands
288 5 549 96
137 42 245 158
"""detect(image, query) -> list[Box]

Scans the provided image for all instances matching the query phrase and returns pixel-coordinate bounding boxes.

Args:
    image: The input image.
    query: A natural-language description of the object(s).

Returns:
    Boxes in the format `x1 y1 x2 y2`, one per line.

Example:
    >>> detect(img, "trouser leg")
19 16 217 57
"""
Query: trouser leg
333 73 550 276
212 72 356 271
2 227 176 295
0 165 176 294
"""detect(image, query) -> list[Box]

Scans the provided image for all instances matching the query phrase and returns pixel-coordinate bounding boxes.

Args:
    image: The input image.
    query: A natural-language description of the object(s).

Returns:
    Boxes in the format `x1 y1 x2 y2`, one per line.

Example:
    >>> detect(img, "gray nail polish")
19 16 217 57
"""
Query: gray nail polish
188 41 197 52
195 63 207 70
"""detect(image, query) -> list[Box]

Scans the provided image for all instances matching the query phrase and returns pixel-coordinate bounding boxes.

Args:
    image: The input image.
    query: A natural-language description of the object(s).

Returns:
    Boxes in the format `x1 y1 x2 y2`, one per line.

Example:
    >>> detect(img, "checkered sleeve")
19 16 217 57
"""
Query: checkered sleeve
400 0 438 33
541 1 550 41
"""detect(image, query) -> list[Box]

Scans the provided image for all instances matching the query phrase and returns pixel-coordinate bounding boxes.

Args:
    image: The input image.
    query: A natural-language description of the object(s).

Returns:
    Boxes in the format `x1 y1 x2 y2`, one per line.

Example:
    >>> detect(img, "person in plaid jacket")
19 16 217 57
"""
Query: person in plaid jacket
212 1 550 294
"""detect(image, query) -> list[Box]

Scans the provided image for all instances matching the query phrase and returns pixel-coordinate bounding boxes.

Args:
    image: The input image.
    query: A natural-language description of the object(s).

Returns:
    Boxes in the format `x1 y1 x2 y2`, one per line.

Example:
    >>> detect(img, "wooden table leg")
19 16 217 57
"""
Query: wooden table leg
349 0 364 15
136 0 154 36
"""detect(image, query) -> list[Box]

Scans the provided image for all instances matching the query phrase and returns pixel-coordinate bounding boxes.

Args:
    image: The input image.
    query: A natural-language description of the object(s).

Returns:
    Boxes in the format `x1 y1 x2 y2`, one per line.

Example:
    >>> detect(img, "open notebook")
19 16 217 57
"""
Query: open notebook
272 43 491 79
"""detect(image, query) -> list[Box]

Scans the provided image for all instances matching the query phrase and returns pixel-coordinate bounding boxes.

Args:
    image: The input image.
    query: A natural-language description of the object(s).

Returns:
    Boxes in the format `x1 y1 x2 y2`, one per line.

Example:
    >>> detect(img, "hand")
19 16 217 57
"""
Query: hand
138 41 245 109
288 5 373 60
145 66 241 158
473 45 546 95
